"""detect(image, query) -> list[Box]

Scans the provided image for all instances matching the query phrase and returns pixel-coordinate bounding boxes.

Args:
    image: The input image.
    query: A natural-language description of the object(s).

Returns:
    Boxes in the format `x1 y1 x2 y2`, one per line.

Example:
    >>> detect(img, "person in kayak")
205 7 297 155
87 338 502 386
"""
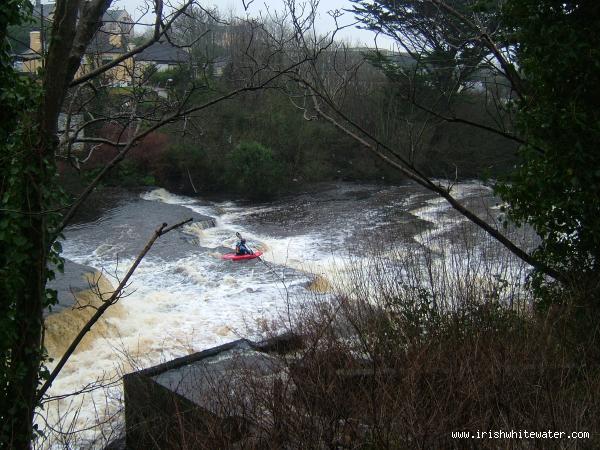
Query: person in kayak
235 232 253 256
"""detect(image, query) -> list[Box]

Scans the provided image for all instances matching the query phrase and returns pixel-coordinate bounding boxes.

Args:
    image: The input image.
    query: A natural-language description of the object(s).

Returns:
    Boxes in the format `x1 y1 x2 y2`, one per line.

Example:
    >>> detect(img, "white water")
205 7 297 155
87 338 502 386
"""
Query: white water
38 181 506 447
40 188 344 446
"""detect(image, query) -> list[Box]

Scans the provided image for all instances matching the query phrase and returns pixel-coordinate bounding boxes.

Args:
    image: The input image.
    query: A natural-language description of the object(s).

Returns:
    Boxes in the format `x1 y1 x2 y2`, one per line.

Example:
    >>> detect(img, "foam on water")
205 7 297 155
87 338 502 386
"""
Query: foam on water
406 181 529 299
41 191 316 446
139 187 193 205
410 180 494 251
40 182 503 447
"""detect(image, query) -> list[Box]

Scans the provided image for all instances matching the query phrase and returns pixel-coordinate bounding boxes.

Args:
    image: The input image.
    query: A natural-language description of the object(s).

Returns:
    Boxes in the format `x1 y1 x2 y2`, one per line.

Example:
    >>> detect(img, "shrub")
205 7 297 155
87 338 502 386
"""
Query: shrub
149 225 600 449
82 124 169 186
160 143 227 193
226 141 285 199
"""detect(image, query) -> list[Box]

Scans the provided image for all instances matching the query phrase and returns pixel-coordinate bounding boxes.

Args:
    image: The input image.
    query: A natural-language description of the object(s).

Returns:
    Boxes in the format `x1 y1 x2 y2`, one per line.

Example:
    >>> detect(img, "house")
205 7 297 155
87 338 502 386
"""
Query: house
18 0 134 85
19 30 44 73
27 0 133 38
102 8 134 37
133 40 191 73
81 32 133 87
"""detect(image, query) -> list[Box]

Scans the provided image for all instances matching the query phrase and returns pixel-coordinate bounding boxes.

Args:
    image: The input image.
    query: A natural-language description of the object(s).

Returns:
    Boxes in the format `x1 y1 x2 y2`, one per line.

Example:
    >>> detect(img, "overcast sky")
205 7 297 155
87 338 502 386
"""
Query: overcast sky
109 0 396 49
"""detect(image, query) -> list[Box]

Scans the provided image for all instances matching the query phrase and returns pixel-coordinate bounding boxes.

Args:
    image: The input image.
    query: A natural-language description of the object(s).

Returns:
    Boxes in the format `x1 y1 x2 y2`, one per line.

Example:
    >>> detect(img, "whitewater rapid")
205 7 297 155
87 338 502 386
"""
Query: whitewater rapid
39 181 510 447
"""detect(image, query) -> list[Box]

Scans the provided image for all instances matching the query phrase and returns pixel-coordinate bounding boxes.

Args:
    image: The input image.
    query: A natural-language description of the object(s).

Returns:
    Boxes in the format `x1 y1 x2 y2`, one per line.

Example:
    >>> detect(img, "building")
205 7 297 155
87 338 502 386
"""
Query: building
18 0 134 85
134 40 190 73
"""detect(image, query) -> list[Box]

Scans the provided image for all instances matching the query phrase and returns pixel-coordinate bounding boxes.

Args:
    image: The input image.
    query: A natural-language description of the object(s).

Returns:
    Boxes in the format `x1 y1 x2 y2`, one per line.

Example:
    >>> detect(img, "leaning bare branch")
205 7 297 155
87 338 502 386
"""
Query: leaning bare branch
309 91 563 282
40 374 122 405
37 217 193 403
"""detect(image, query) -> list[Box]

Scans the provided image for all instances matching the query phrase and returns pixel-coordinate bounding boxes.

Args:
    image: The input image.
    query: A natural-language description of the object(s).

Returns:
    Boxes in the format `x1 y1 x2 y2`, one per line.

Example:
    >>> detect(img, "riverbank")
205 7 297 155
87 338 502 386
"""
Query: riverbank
39 180 525 446
45 261 120 358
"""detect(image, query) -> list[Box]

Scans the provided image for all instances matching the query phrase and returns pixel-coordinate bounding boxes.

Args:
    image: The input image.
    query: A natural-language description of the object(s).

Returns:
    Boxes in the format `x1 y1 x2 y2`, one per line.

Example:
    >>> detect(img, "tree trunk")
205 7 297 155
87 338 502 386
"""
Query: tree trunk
7 143 52 449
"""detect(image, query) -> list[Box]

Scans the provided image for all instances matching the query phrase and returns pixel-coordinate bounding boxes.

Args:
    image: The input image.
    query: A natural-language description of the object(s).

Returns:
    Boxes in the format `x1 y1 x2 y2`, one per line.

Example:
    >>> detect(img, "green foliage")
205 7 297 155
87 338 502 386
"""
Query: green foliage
5 0 48 54
350 0 501 93
0 116 65 447
496 0 600 297
0 1 66 444
143 65 197 99
226 141 285 199
95 79 512 194
117 162 156 187
7 21 34 54
166 143 227 191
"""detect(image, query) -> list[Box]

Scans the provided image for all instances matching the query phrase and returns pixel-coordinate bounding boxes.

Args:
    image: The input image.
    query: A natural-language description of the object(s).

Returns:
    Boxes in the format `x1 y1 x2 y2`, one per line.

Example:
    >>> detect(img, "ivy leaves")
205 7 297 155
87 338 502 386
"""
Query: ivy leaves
497 0 600 292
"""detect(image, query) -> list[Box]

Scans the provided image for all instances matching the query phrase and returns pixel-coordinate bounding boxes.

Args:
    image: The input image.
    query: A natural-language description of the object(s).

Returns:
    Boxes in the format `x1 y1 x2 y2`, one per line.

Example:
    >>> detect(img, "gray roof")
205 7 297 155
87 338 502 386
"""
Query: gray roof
20 31 126 58
134 41 189 64
103 9 129 22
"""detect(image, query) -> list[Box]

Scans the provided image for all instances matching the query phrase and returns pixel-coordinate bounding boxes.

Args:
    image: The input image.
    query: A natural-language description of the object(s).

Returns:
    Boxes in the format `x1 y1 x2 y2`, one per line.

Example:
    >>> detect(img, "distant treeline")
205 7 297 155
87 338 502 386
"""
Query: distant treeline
61 70 518 199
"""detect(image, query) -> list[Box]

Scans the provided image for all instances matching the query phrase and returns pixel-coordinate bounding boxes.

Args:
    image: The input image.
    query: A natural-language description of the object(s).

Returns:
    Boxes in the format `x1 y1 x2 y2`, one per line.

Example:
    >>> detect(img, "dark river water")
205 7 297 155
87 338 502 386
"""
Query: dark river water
42 180 523 445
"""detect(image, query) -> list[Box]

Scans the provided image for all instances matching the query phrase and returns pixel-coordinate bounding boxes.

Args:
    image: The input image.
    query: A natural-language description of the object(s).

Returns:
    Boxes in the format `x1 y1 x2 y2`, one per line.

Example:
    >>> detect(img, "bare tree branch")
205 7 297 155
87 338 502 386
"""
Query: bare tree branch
309 92 563 282
70 0 194 87
37 217 193 403
54 55 310 237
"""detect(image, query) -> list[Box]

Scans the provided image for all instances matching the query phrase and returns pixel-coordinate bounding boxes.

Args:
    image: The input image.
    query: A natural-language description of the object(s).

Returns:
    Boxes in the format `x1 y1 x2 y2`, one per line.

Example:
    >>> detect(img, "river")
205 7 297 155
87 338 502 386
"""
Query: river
39 180 530 447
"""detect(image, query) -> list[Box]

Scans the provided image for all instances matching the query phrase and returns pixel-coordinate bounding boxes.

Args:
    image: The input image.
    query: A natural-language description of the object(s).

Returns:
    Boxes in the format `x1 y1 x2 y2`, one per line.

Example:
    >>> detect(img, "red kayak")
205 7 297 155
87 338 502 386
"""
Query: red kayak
222 251 263 261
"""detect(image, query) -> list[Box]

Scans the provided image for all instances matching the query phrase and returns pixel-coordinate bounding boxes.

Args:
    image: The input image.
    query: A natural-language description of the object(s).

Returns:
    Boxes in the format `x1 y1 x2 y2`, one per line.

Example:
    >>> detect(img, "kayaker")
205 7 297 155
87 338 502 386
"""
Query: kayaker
235 233 253 256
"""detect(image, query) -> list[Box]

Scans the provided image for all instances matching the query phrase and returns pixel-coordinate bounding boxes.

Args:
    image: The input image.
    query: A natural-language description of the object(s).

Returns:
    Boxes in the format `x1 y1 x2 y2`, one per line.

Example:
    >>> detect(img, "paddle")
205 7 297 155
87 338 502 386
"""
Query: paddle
235 232 286 285
236 231 255 255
